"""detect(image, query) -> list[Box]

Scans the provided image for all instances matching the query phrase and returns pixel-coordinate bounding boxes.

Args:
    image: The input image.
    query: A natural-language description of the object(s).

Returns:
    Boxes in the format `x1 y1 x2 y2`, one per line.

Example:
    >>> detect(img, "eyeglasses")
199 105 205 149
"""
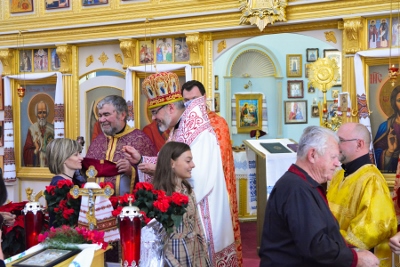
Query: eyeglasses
151 105 165 116
339 138 359 143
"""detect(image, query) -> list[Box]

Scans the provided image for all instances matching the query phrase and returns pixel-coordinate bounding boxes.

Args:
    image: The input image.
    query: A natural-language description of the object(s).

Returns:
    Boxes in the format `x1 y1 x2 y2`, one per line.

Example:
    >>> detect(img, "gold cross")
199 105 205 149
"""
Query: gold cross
69 165 114 230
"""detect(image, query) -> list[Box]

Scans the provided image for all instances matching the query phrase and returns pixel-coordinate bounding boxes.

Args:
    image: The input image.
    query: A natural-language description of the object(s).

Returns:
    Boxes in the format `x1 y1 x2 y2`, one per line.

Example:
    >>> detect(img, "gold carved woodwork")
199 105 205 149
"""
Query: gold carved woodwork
0 49 15 75
86 55 94 67
217 40 226 53
56 45 72 74
324 31 337 44
114 53 123 65
119 39 136 69
186 32 202 66
239 0 288 31
98 52 109 65
342 18 363 54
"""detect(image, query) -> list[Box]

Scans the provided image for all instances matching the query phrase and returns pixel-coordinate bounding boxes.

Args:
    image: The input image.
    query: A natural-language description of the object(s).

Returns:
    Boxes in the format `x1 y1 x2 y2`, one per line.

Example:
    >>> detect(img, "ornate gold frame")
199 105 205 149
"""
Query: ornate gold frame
286 54 302 78
12 78 56 179
235 93 263 134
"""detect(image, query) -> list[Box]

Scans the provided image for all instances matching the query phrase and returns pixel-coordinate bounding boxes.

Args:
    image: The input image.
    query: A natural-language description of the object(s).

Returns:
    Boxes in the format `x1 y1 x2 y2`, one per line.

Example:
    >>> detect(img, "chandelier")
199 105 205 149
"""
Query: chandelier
389 0 400 86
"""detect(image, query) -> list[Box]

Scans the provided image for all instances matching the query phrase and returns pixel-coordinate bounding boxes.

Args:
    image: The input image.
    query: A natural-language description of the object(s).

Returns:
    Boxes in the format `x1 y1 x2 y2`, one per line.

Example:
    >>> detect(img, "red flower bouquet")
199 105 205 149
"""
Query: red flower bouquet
112 182 189 234
44 179 81 227
38 225 108 250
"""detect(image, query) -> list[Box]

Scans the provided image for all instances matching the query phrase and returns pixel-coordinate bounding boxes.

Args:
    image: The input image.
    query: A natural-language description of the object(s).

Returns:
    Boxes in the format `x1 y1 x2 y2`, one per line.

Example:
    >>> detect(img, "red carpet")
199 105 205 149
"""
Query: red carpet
240 221 260 267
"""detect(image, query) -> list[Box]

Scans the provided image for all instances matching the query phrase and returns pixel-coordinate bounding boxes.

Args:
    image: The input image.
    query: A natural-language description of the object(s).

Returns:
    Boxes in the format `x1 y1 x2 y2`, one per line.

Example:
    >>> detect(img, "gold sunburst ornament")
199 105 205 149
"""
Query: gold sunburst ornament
309 57 339 111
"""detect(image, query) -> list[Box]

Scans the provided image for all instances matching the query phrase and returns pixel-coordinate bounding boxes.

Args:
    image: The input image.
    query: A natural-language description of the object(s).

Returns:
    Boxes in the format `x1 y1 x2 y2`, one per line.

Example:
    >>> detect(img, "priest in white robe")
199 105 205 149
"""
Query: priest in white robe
123 72 238 266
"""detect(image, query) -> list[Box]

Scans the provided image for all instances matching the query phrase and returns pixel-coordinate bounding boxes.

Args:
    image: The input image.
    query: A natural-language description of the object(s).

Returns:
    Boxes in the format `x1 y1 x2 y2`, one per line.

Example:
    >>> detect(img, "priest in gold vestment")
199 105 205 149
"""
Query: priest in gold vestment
327 123 397 266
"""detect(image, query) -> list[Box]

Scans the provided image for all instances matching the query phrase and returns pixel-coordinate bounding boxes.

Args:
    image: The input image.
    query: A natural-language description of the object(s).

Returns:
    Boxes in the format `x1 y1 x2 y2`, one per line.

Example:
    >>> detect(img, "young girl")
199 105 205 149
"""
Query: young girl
154 141 210 267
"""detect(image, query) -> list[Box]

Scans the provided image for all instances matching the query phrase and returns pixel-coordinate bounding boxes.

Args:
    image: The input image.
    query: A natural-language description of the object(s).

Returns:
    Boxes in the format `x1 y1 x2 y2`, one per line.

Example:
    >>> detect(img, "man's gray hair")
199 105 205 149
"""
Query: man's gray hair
35 101 49 117
297 126 338 159
97 95 128 122
173 100 185 110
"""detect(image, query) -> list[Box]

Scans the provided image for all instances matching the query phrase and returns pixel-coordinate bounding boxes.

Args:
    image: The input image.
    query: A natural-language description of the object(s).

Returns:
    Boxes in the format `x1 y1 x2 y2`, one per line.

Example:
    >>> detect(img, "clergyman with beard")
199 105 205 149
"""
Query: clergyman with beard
85 95 157 196
23 100 54 167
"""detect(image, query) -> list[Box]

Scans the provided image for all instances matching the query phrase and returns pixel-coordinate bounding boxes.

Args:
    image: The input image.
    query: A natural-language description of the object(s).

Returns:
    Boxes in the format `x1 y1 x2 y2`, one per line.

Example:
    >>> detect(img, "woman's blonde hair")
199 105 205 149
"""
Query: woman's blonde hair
46 138 82 175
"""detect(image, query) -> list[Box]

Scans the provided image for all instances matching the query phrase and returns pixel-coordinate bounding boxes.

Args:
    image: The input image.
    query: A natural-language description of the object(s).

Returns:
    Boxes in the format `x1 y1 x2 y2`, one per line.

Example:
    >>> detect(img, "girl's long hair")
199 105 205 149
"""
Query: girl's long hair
153 141 192 196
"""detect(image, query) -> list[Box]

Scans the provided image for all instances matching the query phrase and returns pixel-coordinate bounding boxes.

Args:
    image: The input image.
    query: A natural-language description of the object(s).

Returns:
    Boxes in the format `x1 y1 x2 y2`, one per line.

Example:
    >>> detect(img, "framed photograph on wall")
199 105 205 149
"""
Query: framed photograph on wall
367 18 390 49
10 0 34 13
286 54 302 77
33 49 49 72
19 50 33 72
306 48 318 62
174 37 189 62
307 82 315 93
46 0 69 9
82 0 108 6
284 100 307 124
323 49 342 86
214 92 220 112
311 104 319 118
235 93 263 133
50 48 60 71
156 38 173 63
287 80 304 98
139 40 154 64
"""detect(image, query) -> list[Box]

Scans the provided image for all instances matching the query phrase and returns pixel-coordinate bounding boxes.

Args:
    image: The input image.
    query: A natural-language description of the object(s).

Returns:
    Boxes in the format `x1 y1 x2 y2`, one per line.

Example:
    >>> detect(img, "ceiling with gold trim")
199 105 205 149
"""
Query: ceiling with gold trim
0 0 395 48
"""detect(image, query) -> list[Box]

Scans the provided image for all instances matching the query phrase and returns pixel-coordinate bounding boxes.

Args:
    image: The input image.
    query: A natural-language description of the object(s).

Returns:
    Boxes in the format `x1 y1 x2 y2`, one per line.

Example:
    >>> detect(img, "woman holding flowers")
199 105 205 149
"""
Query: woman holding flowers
153 141 210 267
45 138 83 227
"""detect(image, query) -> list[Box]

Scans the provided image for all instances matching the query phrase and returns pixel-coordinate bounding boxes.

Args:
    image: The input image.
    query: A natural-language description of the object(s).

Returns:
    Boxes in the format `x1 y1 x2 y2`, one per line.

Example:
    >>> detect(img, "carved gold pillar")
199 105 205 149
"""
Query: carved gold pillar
56 44 72 74
119 39 137 69
203 33 213 102
57 45 77 139
0 49 15 76
341 17 364 123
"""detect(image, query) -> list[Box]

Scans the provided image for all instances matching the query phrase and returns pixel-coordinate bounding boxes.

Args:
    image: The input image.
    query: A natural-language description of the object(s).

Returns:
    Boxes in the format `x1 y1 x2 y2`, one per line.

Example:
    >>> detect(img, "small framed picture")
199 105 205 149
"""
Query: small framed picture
33 49 49 72
13 249 80 267
307 82 315 93
139 40 154 64
46 0 69 9
311 104 319 118
174 37 189 62
82 0 108 6
306 48 319 62
19 50 33 72
214 92 220 112
287 80 304 98
323 49 342 86
286 54 302 77
284 100 308 124
215 75 219 90
332 89 339 98
10 0 34 13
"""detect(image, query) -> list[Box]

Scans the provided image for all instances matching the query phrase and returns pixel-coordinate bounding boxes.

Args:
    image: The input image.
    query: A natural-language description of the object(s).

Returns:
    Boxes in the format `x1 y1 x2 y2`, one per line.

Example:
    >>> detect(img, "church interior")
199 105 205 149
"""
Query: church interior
0 0 399 266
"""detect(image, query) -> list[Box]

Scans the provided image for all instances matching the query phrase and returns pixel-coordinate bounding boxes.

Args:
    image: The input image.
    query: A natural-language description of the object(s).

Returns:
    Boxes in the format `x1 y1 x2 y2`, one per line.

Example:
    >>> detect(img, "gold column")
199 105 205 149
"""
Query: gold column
341 17 364 123
119 39 137 69
0 49 16 76
203 33 213 100
56 44 76 138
